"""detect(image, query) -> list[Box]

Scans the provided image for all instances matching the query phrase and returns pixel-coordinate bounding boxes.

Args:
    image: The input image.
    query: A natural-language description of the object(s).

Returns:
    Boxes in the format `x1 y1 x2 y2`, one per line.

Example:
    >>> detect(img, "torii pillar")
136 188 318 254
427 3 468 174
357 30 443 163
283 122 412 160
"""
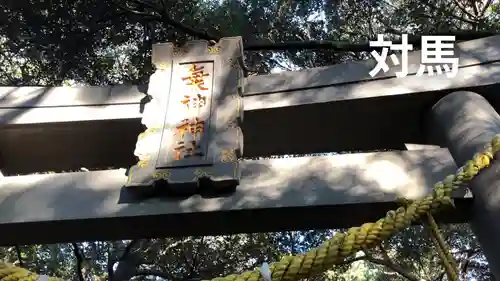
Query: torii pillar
428 91 500 278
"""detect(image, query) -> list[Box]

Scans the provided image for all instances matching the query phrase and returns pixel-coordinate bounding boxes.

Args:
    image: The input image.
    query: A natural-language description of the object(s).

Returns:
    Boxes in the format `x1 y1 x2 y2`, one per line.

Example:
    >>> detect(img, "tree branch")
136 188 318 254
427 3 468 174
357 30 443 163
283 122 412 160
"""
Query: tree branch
453 248 481 256
337 256 367 265
109 239 143 281
15 246 24 267
113 250 144 281
114 0 218 41
432 271 446 281
334 253 419 281
134 269 172 280
190 237 205 276
459 248 481 279
365 256 420 281
107 245 115 281
418 0 478 24
72 243 86 281
360 249 419 281
451 0 478 20
114 0 496 54
159 0 218 41
244 30 496 52
479 0 494 17
470 0 479 16
378 243 392 262
113 1 160 20
130 0 163 12
289 232 296 254
183 250 193 275
121 239 140 260
467 260 489 271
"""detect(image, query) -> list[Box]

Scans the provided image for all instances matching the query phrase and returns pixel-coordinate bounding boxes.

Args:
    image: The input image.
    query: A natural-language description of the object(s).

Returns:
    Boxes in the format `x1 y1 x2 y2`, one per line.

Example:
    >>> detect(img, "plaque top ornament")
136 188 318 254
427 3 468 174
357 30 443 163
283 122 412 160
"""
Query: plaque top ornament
152 37 244 69
125 37 244 198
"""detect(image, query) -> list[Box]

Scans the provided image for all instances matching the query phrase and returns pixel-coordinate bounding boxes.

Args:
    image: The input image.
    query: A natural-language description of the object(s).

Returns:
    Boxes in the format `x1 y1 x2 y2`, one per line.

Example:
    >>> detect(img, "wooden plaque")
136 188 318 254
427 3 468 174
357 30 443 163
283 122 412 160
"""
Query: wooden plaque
125 37 244 197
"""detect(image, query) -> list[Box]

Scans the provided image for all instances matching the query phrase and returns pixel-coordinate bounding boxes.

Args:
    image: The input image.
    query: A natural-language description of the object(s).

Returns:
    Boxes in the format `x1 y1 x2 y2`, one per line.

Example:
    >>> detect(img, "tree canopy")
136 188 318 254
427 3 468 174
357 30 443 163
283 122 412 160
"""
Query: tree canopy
1 0 499 86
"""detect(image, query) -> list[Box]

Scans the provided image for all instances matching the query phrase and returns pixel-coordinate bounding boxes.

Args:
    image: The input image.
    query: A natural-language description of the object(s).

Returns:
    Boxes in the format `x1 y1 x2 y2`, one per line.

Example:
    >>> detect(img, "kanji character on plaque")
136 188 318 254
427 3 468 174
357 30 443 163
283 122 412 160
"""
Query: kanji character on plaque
180 94 207 110
173 140 205 160
182 64 209 91
172 118 206 160
174 118 205 138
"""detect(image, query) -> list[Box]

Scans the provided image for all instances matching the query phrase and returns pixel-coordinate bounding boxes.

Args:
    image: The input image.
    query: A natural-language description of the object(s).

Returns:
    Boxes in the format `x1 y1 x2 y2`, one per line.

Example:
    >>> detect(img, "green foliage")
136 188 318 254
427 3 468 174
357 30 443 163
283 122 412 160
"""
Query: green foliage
0 224 491 281
2 0 498 86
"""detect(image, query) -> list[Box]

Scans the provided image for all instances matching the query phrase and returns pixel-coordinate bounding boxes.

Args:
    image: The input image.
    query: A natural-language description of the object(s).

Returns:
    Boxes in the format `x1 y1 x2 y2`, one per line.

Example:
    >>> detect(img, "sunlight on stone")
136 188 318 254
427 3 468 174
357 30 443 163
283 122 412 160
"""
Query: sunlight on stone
148 70 170 98
1 87 43 104
475 107 492 121
405 143 441 150
363 160 414 194
326 153 369 165
236 158 314 204
2 173 47 186
134 132 164 158
268 156 311 169
10 188 57 220
261 160 308 185
179 196 231 211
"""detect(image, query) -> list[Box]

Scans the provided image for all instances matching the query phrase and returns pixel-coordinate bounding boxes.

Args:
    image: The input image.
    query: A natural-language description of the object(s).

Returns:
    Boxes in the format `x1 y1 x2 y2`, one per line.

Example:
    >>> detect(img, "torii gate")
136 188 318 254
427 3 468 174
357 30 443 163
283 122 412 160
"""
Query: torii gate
1 35 500 277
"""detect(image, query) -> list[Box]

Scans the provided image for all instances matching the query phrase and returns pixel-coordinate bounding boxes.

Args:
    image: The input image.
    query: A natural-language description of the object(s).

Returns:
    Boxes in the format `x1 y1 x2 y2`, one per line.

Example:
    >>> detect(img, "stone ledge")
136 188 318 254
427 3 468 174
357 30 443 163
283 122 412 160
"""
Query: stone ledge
0 149 467 244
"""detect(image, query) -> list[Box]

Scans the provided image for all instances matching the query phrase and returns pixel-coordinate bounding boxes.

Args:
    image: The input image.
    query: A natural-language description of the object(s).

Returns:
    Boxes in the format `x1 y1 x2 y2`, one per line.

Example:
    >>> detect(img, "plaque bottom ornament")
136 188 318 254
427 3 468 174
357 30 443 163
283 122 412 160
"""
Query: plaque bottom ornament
124 161 241 199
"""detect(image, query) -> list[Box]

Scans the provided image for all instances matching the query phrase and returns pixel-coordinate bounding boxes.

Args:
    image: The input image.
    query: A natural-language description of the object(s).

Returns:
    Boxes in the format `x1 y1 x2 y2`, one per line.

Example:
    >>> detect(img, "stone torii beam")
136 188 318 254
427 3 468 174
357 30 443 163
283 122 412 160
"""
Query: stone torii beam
2 35 500 176
0 149 468 245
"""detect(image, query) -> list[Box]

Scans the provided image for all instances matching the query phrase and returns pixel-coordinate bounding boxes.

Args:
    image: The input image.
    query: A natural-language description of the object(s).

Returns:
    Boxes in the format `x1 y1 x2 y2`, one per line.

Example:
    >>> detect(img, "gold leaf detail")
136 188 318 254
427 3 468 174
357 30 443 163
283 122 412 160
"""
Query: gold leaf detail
208 46 221 53
153 170 171 180
156 62 169 70
145 127 161 134
220 149 237 163
194 168 211 180
173 47 187 57
138 127 161 140
137 155 152 167
235 94 242 113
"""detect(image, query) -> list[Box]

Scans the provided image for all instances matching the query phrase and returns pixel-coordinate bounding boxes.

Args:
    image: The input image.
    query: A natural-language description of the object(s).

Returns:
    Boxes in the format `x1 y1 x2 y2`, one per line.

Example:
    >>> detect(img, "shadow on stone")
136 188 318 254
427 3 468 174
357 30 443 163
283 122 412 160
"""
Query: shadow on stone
119 176 238 203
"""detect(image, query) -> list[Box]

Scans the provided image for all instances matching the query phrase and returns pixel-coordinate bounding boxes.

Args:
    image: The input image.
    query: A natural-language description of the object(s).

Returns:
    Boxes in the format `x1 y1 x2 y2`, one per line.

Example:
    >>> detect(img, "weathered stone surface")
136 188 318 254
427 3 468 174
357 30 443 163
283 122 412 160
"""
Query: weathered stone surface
2 36 500 174
0 149 472 245
125 37 244 196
